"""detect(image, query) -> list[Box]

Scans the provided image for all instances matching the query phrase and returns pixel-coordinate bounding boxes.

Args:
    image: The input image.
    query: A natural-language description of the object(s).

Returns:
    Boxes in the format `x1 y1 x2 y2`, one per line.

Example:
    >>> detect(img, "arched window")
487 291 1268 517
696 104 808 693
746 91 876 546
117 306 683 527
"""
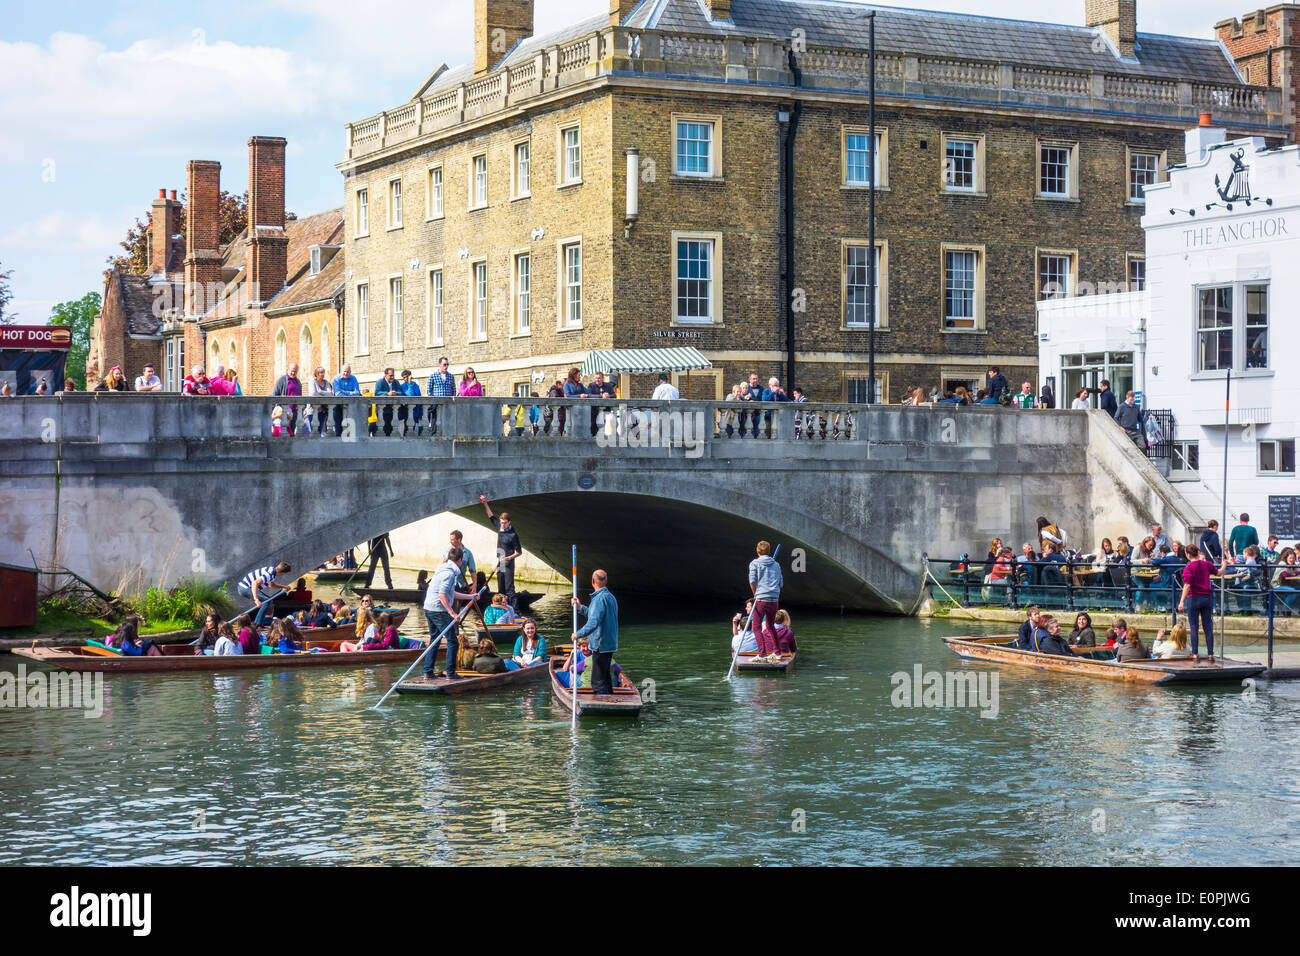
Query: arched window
274 329 288 380
300 324 314 376
228 340 237 375
320 322 331 376
209 339 221 373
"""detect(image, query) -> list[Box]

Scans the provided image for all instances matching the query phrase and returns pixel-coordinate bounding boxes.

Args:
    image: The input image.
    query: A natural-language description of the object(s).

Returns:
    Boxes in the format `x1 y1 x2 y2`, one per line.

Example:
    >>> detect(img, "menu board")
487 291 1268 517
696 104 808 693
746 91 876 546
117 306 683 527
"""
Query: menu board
1268 496 1300 538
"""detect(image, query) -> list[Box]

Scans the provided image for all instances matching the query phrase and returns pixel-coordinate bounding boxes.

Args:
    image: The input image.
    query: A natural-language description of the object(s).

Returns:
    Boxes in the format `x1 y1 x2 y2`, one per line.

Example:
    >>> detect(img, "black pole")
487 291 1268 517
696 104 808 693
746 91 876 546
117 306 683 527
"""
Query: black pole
867 11 877 403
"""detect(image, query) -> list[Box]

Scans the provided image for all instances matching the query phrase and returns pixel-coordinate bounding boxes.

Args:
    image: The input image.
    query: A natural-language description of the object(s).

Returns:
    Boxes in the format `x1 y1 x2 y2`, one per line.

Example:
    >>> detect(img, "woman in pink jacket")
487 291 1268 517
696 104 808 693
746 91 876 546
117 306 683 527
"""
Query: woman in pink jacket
458 367 484 397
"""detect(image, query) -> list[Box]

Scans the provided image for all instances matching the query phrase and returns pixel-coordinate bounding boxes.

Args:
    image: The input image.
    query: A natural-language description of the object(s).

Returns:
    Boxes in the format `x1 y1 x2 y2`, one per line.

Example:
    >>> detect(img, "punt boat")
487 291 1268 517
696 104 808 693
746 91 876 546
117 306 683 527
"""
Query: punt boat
13 639 439 673
734 650 797 673
941 634 1265 685
548 657 643 717
393 659 551 696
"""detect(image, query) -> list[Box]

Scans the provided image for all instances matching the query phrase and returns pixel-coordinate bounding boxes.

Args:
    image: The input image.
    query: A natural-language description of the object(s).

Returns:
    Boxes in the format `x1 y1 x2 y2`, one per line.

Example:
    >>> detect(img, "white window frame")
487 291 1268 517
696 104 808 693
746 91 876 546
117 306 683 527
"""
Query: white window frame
672 114 722 179
558 124 582 187
1127 254 1146 292
941 243 985 332
512 250 531 336
941 132 984 195
512 139 531 199
1126 147 1166 204
671 230 723 327
1037 140 1079 200
842 239 889 330
426 266 444 346
355 281 370 354
1258 438 1296 476
842 126 889 189
426 165 444 220
387 274 403 350
470 154 488 209
1194 281 1271 375
469 259 488 342
388 177 403 230
1170 440 1200 481
558 238 583 330
844 371 889 405
1036 248 1078 300
354 186 370 238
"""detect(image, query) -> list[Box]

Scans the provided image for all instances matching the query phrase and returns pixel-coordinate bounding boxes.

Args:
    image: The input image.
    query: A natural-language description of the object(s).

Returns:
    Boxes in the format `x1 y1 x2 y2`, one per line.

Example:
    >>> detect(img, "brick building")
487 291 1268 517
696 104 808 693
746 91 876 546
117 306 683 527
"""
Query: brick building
90 137 346 395
337 0 1287 403
1217 3 1300 145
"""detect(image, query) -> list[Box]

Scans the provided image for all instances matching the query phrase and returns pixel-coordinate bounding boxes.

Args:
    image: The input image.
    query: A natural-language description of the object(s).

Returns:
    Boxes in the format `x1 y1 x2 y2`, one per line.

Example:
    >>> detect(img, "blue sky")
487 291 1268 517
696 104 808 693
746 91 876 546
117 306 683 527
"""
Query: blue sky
0 0 1244 320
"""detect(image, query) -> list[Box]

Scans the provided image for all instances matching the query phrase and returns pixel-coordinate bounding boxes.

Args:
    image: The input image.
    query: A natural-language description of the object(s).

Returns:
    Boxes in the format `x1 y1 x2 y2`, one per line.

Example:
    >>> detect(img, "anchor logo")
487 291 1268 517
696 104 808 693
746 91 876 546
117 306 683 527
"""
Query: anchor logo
1215 148 1251 203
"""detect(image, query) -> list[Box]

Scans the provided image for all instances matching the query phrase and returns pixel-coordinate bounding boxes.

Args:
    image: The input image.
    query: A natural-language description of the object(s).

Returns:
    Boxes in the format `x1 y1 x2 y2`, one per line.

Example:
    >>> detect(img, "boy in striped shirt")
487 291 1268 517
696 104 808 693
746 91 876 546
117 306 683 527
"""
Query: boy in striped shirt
238 561 292 627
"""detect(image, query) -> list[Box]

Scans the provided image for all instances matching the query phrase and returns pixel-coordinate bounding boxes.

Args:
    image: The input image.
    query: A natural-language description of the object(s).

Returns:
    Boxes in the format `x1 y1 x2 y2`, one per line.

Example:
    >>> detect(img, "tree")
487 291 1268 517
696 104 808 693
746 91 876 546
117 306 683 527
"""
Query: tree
104 191 251 279
48 291 100 387
0 260 14 324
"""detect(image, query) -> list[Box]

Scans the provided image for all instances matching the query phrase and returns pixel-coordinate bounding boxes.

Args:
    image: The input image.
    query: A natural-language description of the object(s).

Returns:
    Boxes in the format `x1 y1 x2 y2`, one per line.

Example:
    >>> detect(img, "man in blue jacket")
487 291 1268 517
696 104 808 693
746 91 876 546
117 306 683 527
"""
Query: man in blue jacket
373 367 401 436
332 363 362 436
571 569 619 695
1097 379 1119 418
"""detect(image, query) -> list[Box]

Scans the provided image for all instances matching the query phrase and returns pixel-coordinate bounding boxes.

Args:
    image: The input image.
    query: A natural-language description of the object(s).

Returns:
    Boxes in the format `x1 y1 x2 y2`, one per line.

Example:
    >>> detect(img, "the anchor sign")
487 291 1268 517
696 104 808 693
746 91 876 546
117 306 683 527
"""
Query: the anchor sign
1215 148 1251 203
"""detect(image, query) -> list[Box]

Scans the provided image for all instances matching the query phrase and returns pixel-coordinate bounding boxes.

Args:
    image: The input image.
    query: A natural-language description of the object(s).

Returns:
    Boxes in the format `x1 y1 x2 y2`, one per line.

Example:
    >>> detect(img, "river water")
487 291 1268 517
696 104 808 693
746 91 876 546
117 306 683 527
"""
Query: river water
2 582 1299 866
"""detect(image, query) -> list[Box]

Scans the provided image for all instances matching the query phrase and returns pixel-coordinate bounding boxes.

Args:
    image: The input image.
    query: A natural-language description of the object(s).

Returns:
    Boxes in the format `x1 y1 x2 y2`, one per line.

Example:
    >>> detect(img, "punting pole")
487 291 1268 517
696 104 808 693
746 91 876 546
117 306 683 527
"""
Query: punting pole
1220 369 1230 657
372 586 487 709
726 543 780 681
571 545 579 730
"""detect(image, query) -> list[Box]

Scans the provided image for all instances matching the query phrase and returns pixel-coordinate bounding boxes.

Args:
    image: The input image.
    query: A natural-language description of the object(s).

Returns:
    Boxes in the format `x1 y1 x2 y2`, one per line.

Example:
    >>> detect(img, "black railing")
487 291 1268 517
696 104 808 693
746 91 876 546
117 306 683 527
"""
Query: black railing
924 553 1300 618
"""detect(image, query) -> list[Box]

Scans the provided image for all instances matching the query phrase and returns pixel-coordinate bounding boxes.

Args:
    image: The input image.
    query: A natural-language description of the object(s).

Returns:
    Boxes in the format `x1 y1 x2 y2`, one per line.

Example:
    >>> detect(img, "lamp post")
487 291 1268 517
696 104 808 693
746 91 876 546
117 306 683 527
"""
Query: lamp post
867 11 877 404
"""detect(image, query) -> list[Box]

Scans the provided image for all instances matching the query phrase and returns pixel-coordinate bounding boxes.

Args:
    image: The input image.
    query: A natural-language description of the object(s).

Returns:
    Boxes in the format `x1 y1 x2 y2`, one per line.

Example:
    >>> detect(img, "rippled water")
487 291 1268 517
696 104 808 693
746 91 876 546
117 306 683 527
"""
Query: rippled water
2 591 1298 865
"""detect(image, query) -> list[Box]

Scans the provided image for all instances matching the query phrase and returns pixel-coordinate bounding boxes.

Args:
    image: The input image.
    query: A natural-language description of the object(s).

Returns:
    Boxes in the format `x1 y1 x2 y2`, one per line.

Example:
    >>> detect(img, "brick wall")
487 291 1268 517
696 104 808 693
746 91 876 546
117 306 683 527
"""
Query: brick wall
1218 4 1300 144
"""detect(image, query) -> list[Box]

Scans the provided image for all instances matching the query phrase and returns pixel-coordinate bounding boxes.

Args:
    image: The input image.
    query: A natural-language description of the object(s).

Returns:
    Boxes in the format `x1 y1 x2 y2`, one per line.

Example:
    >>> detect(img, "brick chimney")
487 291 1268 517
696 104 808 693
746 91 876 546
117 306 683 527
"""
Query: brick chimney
609 0 640 26
184 160 222 318
708 0 731 20
474 0 534 76
1086 0 1137 58
149 188 180 275
246 136 289 306
1217 5 1299 145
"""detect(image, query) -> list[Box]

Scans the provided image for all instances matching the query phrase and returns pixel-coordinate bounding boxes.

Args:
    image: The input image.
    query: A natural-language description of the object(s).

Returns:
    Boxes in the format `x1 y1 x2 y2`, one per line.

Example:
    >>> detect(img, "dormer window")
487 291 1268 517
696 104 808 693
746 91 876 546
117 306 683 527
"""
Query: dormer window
310 246 322 276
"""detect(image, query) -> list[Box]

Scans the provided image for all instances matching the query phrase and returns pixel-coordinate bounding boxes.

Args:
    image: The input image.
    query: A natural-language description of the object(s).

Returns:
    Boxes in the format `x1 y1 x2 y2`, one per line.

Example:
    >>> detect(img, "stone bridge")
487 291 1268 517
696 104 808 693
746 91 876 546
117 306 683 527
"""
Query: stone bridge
0 395 1202 614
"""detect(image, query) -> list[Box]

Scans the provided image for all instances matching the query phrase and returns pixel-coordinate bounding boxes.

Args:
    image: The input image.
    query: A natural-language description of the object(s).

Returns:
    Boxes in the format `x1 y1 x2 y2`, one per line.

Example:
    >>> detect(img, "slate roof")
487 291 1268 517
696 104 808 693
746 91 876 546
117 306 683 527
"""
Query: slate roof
412 0 1243 93
117 272 166 336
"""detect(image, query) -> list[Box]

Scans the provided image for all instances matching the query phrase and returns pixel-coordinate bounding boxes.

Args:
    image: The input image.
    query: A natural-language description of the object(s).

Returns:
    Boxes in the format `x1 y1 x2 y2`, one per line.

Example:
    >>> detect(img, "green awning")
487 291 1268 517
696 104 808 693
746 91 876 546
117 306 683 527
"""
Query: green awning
580 347 713 377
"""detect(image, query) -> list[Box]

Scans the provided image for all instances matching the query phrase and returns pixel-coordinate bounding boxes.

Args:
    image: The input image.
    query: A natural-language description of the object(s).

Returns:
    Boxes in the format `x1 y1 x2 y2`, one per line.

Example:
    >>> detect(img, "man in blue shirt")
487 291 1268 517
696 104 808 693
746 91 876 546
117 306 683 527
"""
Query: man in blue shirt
331 363 362 437
422 546 477 680
572 569 619 695
399 369 422 435
427 356 456 436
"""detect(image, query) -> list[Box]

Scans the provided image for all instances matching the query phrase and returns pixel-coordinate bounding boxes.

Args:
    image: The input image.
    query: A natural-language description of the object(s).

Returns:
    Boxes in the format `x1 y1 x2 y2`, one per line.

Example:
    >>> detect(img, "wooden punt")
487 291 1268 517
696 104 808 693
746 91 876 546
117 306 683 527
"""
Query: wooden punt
355 586 425 605
307 568 358 584
941 634 1265 685
734 650 797 673
475 621 524 644
12 639 440 673
513 591 542 613
275 607 409 643
393 659 550 696
548 657 643 717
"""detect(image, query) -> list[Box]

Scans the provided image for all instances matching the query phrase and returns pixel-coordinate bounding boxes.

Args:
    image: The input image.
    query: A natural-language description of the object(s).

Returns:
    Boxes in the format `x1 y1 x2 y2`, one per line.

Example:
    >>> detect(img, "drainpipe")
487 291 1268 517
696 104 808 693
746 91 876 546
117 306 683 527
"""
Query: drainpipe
782 49 802 389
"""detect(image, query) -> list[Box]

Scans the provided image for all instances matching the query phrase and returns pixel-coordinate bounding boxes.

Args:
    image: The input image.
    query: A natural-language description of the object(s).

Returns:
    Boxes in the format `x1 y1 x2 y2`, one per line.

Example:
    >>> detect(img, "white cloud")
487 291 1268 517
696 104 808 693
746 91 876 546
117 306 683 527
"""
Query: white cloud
0 210 126 252
0 32 327 162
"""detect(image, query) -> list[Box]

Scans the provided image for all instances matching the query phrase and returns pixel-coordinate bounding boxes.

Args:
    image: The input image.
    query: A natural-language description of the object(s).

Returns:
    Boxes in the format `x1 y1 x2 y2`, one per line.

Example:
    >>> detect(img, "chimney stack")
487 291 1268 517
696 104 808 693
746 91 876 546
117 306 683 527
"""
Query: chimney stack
609 0 639 26
1085 0 1137 58
149 187 180 275
183 160 222 317
246 136 289 305
475 0 535 76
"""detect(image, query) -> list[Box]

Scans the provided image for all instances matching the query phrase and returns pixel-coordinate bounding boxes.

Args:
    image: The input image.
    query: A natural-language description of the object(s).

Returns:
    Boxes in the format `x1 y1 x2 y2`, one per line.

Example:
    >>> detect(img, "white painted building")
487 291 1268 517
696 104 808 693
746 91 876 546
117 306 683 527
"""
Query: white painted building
1039 122 1300 538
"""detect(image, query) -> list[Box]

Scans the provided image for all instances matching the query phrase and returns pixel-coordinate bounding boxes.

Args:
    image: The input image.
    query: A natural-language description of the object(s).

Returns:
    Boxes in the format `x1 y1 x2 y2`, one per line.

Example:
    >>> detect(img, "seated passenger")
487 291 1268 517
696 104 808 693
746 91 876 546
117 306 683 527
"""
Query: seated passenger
557 637 624 690
304 600 334 630
1031 616 1075 656
232 614 260 655
731 600 759 654
1151 623 1191 659
363 611 403 651
287 577 312 603
1113 626 1151 662
271 617 303 654
213 622 241 656
473 637 508 674
341 607 378 652
1069 612 1097 648
774 609 797 655
1015 607 1042 649
194 613 221 655
505 619 548 670
330 599 354 625
117 616 163 656
483 592 515 625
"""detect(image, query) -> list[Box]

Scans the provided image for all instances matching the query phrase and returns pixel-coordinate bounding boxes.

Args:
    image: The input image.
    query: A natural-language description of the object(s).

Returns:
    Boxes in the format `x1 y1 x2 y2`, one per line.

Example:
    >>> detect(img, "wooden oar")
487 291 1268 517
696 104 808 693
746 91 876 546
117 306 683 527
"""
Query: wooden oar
373 586 489 709
726 543 780 681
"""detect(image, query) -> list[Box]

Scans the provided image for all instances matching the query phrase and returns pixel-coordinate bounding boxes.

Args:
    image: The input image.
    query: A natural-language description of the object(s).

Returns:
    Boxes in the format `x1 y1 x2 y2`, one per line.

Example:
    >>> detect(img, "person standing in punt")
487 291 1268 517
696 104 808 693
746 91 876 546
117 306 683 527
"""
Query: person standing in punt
423 545 478 680
238 561 291 628
365 532 394 590
748 541 783 663
1177 543 1218 663
480 495 522 607
571 569 619 695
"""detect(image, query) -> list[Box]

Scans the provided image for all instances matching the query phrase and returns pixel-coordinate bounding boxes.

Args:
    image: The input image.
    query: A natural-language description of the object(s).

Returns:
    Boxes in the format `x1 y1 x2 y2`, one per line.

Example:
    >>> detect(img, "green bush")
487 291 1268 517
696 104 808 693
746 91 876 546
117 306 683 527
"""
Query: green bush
139 580 236 627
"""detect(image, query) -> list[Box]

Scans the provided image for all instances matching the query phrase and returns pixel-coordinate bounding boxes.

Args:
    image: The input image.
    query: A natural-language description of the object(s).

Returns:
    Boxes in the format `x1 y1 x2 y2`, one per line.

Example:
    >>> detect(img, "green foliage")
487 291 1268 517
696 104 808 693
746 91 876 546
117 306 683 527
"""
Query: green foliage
0 259 14 324
105 190 251 279
139 580 236 626
48 291 100 387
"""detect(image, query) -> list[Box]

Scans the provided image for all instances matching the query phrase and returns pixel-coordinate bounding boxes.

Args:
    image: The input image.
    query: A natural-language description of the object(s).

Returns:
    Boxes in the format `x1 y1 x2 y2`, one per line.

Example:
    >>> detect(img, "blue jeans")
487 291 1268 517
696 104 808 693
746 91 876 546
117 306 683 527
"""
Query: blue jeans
239 585 278 627
1185 592 1214 657
423 608 455 677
